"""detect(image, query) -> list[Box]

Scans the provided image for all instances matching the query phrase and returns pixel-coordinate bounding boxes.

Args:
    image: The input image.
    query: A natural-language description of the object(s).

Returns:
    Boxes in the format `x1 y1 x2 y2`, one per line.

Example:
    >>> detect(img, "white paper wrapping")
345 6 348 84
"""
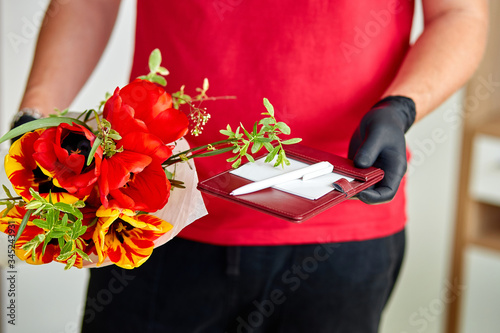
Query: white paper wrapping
152 138 208 245
82 138 208 268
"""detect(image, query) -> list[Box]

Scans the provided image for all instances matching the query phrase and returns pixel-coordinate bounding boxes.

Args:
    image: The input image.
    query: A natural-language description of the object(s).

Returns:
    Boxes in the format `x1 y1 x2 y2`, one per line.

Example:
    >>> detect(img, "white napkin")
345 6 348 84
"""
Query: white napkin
230 157 353 200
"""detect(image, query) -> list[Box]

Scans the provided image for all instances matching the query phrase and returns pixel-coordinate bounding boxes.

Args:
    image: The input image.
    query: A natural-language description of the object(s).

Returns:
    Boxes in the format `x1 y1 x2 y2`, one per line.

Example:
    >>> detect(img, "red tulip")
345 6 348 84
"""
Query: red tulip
5 130 81 204
93 206 172 269
104 79 189 149
32 123 103 199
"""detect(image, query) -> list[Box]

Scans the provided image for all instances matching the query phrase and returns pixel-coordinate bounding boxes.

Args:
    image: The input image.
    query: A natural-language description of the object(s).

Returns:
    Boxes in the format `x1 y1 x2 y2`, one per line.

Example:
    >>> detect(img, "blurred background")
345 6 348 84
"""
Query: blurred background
1 1 499 332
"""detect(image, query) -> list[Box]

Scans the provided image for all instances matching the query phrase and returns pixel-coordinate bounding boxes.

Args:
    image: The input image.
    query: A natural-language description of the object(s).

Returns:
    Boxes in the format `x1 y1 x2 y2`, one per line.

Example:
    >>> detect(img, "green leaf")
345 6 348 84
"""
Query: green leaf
170 180 186 189
70 220 84 240
281 138 302 145
263 142 274 152
58 243 74 260
29 188 45 202
149 48 162 73
107 132 122 141
275 150 290 168
54 225 71 233
54 202 83 219
22 234 45 251
46 208 57 228
22 234 45 262
33 219 49 230
151 75 167 86
47 230 66 239
265 146 280 163
0 117 88 144
242 126 251 139
254 137 273 143
42 235 52 255
64 253 77 270
32 204 47 216
275 152 284 167
83 109 94 122
231 159 242 169
73 200 85 209
1 203 14 218
275 122 291 135
2 185 13 199
240 142 249 156
14 209 33 245
263 98 274 117
24 201 43 210
259 117 275 126
245 154 255 163
86 137 102 166
260 125 273 133
54 213 68 230
234 126 241 138
60 213 70 227
76 248 92 262
251 142 262 154
226 154 239 163
252 121 258 136
157 66 169 76
78 224 87 235
219 129 233 137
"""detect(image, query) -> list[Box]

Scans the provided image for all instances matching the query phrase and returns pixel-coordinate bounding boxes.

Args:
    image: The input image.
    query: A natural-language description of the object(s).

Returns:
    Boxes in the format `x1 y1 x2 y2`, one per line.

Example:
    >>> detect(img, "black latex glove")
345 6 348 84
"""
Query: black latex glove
11 114 39 143
348 96 416 204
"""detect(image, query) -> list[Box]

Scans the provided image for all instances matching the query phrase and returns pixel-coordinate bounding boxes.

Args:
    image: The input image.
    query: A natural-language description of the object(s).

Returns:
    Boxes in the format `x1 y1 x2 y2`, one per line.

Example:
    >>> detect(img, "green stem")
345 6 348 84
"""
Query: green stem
165 138 236 162
0 196 22 201
165 146 235 166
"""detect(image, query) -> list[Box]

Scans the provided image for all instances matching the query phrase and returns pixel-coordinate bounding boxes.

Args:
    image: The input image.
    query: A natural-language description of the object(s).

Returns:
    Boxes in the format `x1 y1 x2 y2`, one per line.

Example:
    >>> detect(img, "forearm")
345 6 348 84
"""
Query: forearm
19 0 121 116
384 0 488 122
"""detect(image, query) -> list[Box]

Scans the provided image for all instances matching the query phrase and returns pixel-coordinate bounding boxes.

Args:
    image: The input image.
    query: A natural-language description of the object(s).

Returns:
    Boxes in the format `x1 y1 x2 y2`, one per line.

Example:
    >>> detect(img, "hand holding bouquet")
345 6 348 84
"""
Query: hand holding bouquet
0 50 300 270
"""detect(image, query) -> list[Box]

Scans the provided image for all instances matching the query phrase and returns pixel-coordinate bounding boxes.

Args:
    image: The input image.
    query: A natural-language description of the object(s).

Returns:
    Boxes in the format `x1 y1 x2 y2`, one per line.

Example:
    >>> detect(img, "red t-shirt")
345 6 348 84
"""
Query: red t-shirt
130 0 415 245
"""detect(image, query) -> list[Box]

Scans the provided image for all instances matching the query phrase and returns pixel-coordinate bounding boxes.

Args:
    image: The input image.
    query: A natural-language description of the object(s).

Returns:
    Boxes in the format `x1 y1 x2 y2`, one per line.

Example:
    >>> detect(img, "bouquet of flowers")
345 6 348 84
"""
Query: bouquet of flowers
0 49 300 270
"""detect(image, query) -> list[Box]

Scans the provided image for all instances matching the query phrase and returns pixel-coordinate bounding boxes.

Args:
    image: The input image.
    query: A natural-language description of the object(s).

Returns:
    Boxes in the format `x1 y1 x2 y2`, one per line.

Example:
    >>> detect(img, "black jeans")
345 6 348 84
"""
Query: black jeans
82 229 405 333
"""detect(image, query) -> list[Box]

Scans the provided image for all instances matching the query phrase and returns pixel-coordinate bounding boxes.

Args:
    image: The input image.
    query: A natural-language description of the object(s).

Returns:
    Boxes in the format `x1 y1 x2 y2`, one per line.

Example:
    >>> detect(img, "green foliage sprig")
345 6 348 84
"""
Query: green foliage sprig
20 189 91 270
221 98 302 168
163 98 301 170
137 48 170 86
0 185 19 218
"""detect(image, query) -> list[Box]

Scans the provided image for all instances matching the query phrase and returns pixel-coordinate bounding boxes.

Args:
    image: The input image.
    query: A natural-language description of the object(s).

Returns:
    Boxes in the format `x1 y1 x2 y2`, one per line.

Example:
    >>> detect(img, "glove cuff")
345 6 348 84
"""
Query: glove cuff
373 96 416 133
11 108 43 129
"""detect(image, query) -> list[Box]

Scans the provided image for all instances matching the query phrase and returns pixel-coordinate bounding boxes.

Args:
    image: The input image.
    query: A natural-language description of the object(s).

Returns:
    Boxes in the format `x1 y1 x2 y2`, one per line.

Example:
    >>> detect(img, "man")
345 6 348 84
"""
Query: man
15 0 487 332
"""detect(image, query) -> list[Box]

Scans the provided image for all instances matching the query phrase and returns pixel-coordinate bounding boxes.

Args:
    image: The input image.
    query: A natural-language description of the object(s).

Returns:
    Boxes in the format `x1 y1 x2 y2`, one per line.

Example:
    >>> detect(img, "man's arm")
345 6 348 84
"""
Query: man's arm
384 0 489 121
19 0 122 117
349 0 488 203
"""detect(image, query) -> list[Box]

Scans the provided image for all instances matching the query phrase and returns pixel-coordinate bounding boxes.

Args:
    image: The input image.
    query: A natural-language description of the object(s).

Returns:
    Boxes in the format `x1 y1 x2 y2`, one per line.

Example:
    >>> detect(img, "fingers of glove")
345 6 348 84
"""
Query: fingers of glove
358 149 407 204
352 129 387 168
357 186 396 204
348 131 362 160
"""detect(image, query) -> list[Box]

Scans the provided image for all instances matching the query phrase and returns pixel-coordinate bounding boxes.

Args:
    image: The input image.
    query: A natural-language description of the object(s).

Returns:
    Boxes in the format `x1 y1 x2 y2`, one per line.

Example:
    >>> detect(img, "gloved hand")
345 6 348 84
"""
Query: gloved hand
10 109 42 143
348 96 416 204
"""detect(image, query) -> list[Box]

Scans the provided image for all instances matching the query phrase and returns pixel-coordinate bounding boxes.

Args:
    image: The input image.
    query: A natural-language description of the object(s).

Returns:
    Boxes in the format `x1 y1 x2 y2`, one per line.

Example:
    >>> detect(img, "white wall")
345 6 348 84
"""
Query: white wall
1 1 499 333
0 1 135 332
381 2 500 333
